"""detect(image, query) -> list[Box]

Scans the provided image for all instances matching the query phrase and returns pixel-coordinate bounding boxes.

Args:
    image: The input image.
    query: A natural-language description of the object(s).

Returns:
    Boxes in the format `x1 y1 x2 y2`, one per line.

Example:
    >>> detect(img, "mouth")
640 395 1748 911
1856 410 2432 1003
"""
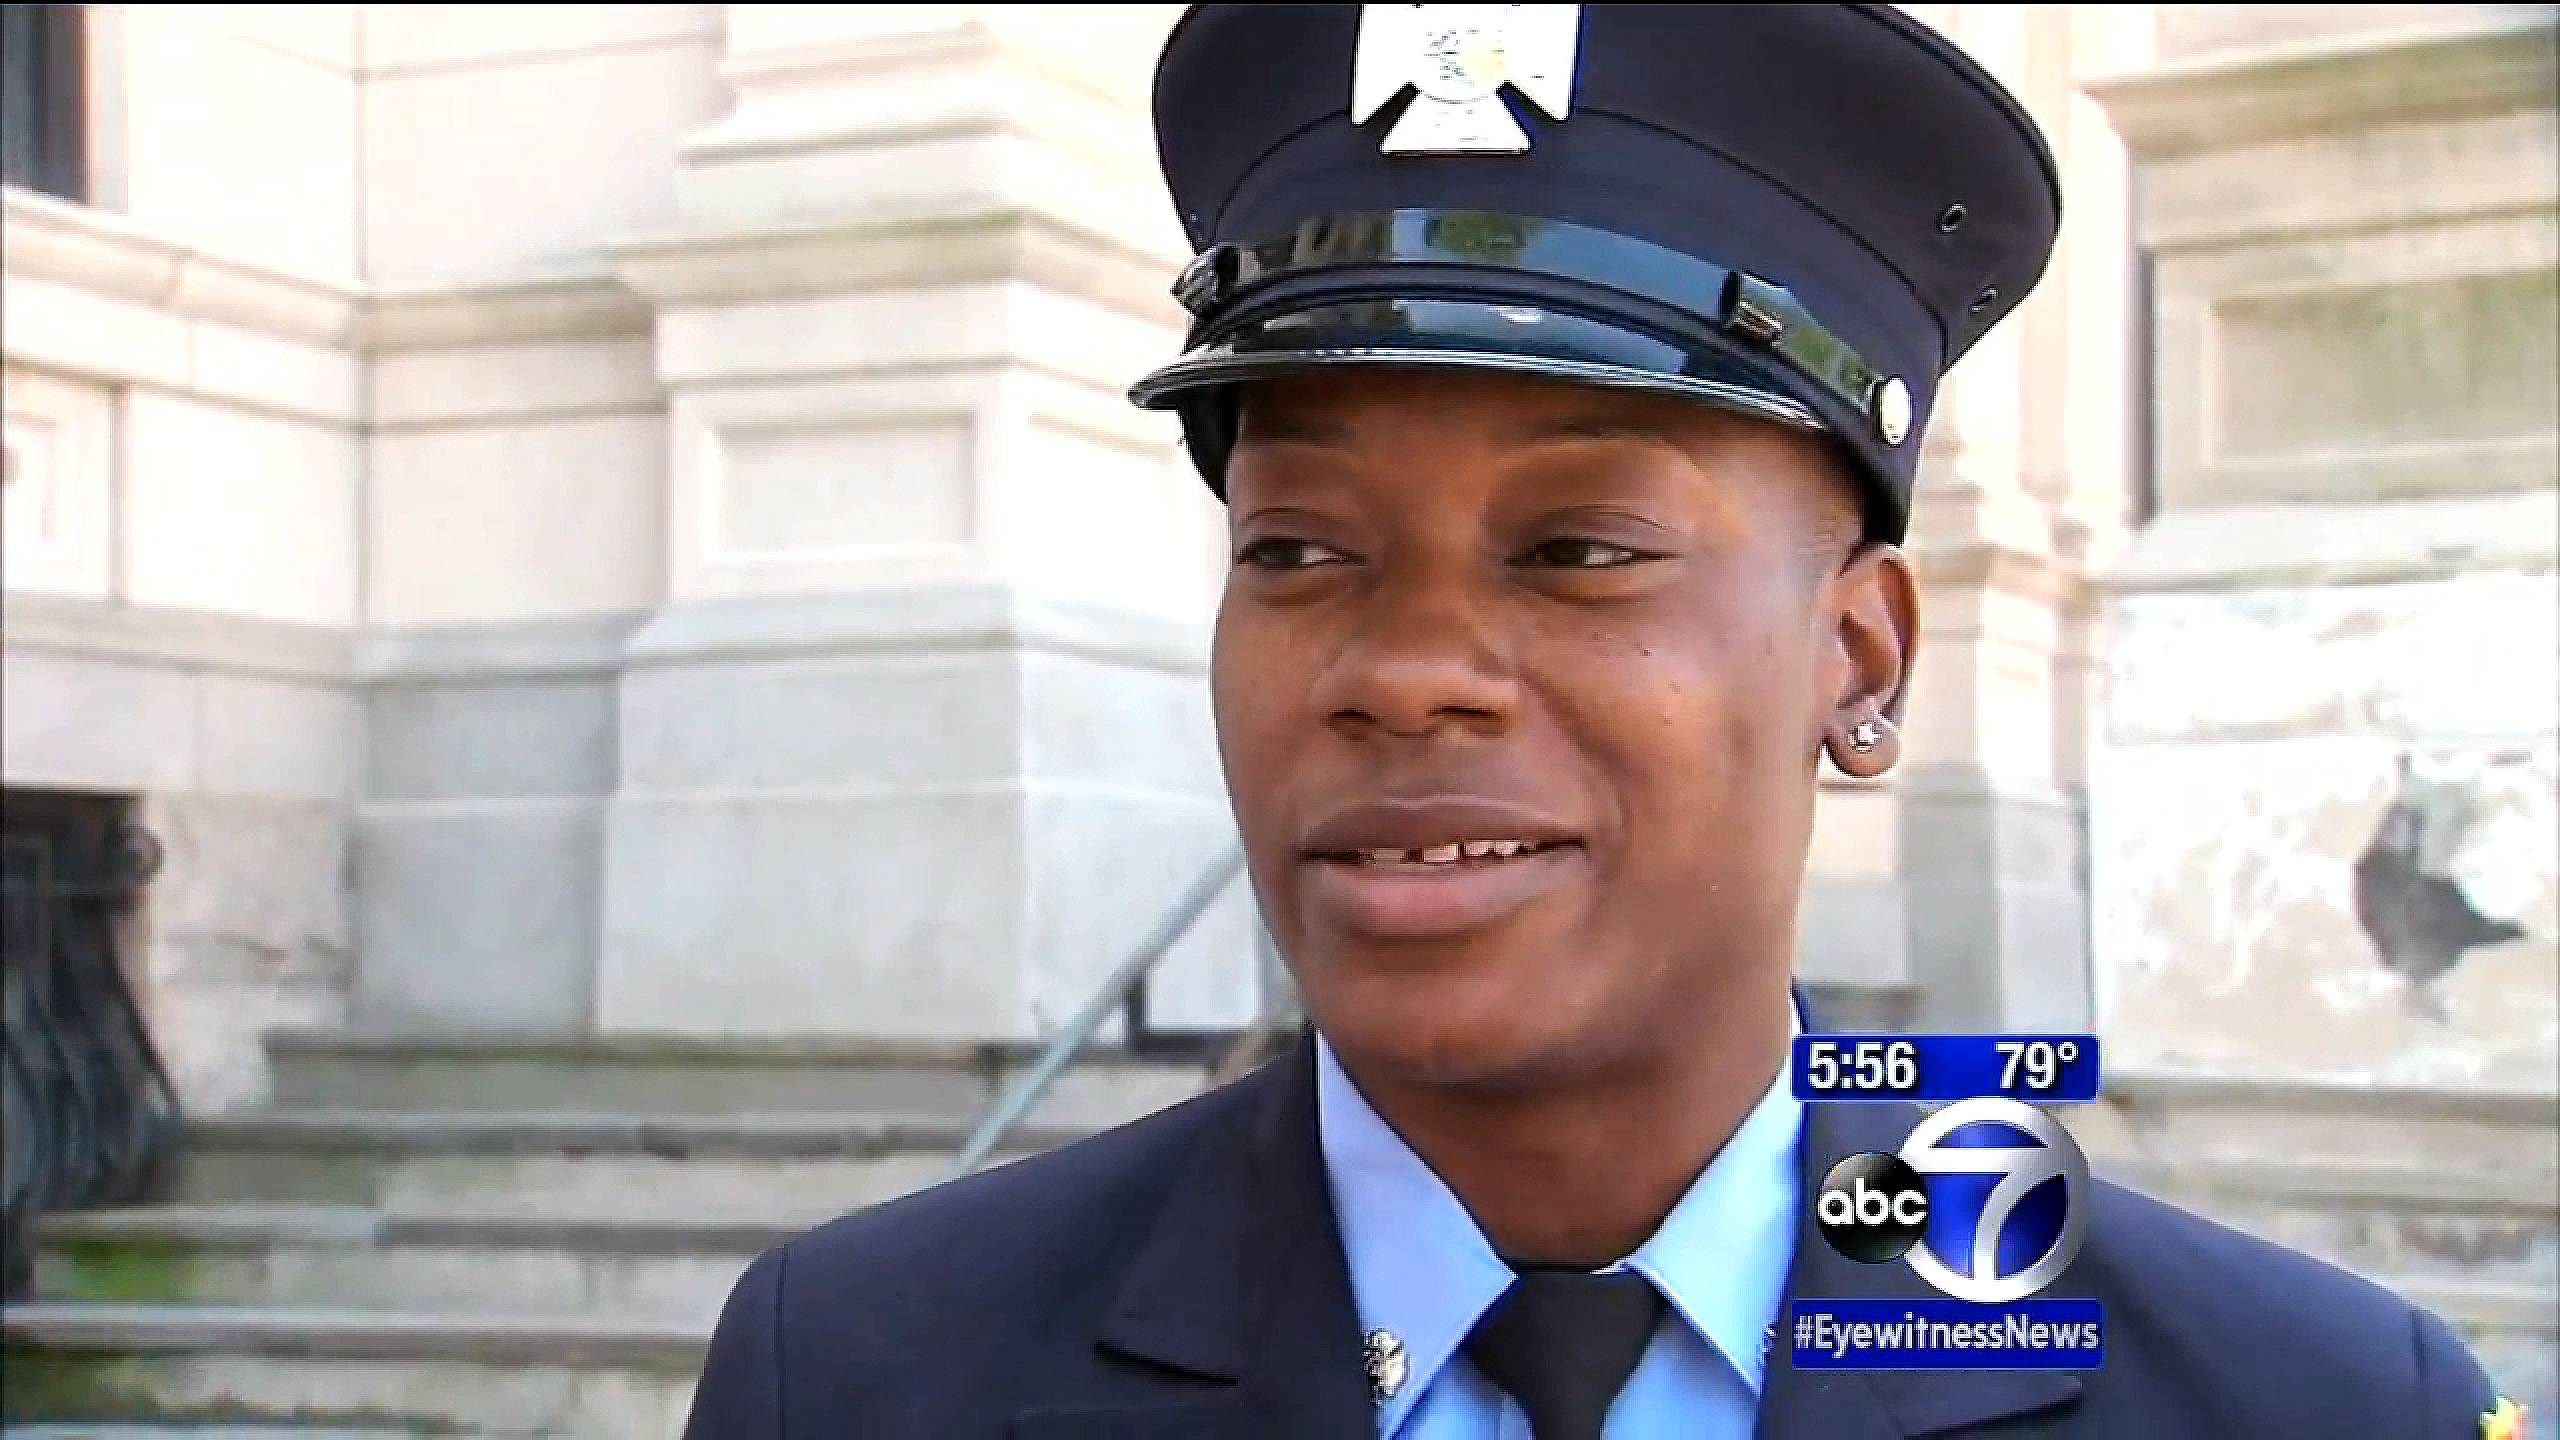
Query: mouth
1307 836 1580 869
1295 799 1589 940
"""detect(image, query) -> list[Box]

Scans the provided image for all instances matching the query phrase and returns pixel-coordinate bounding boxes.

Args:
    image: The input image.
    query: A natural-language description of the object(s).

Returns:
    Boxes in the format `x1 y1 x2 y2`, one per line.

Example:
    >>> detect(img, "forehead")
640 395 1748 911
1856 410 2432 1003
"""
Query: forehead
1225 368 1866 544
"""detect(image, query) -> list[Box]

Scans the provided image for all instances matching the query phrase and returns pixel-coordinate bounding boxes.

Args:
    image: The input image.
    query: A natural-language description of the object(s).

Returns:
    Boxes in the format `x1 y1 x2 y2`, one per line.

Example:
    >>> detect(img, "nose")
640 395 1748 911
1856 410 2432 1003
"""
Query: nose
1312 567 1517 741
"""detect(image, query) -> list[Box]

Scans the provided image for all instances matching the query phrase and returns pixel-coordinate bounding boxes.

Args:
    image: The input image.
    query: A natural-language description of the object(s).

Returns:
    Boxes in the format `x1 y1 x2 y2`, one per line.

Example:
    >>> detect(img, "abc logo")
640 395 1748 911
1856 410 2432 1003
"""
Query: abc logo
1815 1152 1929 1264
1818 1096 2093 1303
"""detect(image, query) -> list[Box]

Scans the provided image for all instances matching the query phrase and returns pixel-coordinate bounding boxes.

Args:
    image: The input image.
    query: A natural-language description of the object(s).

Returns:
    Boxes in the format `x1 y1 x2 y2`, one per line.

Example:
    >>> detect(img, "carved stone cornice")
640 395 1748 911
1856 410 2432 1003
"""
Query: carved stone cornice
607 200 1184 329
360 268 652 352
2086 12 2559 161
2 186 657 359
1905 483 2102 613
1 186 360 346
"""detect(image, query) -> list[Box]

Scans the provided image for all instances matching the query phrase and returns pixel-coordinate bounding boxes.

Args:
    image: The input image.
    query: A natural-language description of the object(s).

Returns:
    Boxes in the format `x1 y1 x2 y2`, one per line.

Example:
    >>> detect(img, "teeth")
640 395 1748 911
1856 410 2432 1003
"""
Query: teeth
1339 839 1554 864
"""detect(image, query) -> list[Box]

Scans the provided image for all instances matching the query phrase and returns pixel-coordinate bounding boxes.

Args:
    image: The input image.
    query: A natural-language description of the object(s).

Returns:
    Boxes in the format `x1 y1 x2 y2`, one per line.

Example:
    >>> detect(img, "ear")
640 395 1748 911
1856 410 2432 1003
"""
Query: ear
1818 541 1919 779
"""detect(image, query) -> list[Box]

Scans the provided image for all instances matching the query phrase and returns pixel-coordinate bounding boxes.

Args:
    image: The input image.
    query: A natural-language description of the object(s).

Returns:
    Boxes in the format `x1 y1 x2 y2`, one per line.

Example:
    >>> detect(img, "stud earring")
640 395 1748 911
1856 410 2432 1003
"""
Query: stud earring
1849 717 1886 754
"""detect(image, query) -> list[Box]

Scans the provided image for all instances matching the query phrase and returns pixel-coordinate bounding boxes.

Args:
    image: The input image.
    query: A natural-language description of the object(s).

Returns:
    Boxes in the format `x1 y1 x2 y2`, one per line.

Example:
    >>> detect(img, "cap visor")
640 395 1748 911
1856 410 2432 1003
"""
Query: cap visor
1129 297 1827 436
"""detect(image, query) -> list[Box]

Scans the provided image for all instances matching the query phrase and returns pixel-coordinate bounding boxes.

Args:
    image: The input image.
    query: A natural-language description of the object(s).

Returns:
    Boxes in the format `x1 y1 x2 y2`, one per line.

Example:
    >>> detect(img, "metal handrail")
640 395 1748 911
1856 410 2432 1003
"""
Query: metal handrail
946 842 1251 1180
1207 922 1294 1085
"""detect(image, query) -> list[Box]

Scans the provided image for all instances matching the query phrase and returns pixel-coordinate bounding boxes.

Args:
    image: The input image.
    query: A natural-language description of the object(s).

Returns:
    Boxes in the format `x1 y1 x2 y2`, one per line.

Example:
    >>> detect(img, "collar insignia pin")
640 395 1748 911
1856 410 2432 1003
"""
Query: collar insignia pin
1362 1327 1410 1404
1351 4 1582 155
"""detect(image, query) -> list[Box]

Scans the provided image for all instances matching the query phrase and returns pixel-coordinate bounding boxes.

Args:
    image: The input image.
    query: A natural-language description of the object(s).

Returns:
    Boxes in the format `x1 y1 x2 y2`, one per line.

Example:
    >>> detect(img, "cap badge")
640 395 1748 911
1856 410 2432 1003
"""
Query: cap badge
1352 4 1582 156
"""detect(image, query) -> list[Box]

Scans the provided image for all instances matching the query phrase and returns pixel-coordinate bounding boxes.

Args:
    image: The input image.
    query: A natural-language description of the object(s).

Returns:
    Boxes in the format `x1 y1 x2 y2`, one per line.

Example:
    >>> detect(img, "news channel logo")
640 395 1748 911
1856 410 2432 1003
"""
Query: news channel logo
1816 1097 2092 1304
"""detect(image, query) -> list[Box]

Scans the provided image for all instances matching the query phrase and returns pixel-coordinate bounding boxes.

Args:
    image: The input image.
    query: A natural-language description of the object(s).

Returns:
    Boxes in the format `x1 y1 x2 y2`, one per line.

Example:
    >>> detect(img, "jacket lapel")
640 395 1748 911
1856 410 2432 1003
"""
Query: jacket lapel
1756 1081 2084 1439
1015 1037 1373 1440
1015 1000 2089 1438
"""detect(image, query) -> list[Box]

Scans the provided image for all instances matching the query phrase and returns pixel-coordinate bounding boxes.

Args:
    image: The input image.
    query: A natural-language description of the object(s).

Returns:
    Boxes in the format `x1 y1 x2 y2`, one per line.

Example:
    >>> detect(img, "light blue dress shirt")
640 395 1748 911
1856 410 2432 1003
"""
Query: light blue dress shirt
1315 1020 1803 1439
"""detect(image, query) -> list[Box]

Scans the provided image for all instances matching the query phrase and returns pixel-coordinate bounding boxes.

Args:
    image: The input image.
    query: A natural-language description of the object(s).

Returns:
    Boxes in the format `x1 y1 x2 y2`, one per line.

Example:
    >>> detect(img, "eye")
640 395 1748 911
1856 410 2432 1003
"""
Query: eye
1518 536 1653 569
1235 536 1353 571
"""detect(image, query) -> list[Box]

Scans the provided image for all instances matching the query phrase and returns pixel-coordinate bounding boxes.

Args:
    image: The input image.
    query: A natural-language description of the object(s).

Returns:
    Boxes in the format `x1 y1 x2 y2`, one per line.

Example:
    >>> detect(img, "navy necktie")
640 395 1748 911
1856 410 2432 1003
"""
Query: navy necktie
1462 1267 1666 1440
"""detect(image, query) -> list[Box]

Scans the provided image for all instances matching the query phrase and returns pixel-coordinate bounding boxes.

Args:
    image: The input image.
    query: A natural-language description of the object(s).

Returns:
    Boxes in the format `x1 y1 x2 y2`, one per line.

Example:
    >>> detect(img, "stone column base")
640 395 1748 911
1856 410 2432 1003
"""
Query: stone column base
594 582 1247 1042
1899 766 2095 1034
351 613 644 1035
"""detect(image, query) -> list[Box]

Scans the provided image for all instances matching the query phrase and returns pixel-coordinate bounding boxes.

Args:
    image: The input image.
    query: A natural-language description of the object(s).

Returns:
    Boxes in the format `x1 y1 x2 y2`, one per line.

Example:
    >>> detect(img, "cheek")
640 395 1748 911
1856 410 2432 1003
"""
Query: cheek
1208 613 1254 772
1554 608 1809 848
1210 607 1333 954
1208 605 1298 816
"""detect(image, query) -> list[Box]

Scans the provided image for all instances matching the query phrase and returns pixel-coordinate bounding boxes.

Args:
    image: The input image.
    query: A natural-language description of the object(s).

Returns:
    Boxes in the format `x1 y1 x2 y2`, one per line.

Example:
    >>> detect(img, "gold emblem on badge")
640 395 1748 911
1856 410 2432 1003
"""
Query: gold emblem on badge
1362 1327 1409 1403
1352 5 1582 155
2482 1396 2527 1440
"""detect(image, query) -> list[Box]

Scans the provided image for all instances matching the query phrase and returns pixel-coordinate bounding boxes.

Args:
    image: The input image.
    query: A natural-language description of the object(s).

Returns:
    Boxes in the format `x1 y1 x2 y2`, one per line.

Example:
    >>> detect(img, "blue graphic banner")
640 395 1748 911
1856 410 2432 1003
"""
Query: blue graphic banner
1793 1033 2101 1104
1789 1298 2105 1371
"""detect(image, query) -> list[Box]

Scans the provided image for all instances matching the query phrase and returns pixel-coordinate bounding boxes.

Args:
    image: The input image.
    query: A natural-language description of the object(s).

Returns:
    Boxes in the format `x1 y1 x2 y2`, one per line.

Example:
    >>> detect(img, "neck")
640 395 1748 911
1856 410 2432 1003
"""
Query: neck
1345 981 1796 1268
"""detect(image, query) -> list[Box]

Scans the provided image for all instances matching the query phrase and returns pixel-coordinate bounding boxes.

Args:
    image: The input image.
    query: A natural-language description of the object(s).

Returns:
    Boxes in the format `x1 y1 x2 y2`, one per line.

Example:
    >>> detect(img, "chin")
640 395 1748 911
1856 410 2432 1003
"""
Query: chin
1299 950 1607 1094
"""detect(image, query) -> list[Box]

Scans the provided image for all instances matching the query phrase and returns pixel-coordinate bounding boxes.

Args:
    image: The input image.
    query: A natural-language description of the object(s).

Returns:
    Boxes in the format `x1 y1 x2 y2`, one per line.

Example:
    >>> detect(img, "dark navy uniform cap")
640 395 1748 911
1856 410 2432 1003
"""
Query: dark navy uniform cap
1127 4 2063 544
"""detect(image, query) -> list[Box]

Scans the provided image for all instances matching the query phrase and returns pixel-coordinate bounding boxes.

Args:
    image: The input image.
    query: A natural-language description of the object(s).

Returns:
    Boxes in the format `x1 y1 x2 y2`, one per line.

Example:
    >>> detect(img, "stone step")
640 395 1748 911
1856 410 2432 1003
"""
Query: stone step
2396 1279 2560 1424
264 1027 1226 1131
2396 1277 2560 1338
0 1302 702 1438
7 1414 422 1424
3 1414 419 1424
2071 1070 2560 1182
2097 1156 2560 1290
2094 1149 2557 1422
33 1207 775 1329
171 1109 1074 1224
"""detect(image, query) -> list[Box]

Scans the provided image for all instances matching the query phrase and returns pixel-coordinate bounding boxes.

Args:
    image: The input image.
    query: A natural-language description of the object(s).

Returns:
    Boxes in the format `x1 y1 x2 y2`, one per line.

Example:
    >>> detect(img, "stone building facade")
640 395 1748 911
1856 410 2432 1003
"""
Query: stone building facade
2 0 2168 1108
1 3 2552 1428
2073 9 2558 1409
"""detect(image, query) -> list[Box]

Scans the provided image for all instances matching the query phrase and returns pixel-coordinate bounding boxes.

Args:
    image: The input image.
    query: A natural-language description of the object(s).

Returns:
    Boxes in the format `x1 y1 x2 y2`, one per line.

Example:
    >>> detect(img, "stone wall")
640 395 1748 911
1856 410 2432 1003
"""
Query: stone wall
8 4 2546 1125
2093 579 2557 1088
0 595 357 1113
0 4 1272 1088
3 5 370 1111
2088 6 2559 1092
2085 11 2557 1410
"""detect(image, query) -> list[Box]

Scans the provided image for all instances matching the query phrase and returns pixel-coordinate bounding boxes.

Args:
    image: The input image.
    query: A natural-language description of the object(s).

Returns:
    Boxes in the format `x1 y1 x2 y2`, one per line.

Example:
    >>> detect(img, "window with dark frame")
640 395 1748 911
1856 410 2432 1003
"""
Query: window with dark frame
2 3 89 204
